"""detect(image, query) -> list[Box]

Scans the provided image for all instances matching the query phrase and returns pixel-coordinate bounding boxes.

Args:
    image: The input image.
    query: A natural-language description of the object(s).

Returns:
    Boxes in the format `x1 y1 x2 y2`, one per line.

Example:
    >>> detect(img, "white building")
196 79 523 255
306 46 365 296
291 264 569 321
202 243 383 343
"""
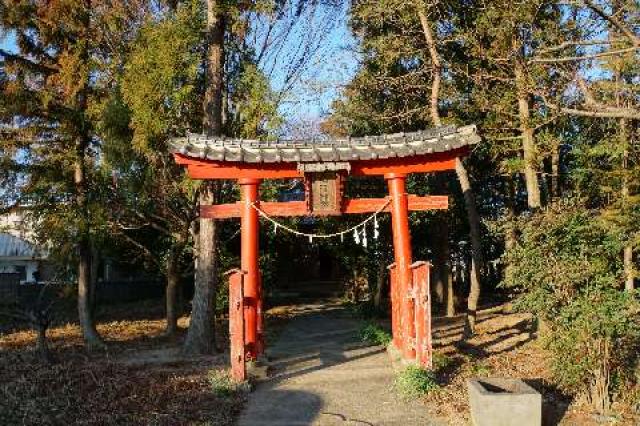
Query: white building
0 210 48 284
0 232 47 283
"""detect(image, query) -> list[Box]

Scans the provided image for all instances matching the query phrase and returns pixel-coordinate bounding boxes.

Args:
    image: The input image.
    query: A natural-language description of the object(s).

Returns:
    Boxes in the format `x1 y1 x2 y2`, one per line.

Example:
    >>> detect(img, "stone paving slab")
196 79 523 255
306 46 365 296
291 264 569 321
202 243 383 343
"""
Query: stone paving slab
238 303 444 426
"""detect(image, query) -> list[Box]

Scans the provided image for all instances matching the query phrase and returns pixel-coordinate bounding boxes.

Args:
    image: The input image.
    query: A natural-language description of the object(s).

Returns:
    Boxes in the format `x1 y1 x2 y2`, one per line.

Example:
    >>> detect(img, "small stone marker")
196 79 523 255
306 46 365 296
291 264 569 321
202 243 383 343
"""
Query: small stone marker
468 378 542 426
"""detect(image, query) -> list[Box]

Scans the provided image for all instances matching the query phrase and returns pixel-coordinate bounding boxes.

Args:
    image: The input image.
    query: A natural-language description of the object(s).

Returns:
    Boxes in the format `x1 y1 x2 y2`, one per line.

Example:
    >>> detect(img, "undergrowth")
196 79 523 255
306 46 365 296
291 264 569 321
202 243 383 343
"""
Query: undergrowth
394 365 439 399
432 351 452 371
208 370 247 397
359 322 392 346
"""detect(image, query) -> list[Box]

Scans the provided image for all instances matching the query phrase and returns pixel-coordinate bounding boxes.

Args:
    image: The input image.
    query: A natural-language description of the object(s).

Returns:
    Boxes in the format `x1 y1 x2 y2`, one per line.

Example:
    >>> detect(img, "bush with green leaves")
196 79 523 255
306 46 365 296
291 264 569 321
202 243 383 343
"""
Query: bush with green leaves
394 366 439 399
503 205 640 413
359 322 392 346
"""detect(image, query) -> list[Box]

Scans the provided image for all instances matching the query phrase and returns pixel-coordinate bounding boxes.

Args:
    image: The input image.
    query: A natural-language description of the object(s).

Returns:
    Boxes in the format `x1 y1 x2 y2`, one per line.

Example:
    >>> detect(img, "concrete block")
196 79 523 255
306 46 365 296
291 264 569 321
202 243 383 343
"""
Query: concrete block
468 377 541 426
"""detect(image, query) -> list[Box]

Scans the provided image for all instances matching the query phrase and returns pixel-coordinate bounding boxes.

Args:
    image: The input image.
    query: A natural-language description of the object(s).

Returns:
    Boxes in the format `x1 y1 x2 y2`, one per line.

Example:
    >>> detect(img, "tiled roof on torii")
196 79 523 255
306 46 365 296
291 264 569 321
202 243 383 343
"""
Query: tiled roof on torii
171 125 480 164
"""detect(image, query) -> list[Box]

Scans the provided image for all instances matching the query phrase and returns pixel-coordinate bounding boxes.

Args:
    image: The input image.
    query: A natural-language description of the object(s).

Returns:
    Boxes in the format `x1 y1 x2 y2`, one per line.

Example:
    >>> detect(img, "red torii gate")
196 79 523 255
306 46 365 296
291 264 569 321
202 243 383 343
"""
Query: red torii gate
173 125 480 381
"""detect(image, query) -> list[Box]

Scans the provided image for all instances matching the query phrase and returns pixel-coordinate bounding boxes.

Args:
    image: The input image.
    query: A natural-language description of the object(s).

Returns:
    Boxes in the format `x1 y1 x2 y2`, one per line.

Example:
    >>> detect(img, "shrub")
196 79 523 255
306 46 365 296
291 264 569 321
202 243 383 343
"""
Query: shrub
503 205 640 413
394 366 439 399
359 322 392 346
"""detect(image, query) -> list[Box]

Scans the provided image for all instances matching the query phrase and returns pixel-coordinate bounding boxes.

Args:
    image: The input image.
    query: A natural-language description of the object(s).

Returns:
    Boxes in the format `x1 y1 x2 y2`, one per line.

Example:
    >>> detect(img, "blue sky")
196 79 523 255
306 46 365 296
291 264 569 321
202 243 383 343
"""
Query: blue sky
0 5 360 134
0 29 16 53
248 3 360 135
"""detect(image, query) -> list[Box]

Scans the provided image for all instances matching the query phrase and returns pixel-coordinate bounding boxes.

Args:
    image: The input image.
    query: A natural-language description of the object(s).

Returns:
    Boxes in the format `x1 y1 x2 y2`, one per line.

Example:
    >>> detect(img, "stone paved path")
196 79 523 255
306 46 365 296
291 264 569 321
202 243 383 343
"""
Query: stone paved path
238 302 444 426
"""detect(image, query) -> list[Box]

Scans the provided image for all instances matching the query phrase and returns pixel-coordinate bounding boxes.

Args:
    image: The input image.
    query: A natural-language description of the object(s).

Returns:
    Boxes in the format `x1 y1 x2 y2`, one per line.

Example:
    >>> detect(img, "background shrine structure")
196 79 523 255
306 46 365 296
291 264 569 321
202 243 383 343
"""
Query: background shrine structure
172 125 481 381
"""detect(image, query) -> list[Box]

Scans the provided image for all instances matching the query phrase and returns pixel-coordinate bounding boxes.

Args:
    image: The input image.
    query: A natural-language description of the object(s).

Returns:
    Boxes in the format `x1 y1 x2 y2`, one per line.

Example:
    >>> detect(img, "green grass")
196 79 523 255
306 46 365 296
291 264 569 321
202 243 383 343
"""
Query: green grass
208 370 240 397
468 361 492 376
394 365 440 399
359 322 392 346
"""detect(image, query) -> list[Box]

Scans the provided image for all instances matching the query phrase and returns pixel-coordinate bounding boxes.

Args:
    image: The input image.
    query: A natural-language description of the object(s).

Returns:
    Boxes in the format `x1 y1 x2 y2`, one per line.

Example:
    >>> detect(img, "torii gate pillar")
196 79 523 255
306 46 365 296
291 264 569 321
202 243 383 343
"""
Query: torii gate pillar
240 178 262 360
386 173 416 360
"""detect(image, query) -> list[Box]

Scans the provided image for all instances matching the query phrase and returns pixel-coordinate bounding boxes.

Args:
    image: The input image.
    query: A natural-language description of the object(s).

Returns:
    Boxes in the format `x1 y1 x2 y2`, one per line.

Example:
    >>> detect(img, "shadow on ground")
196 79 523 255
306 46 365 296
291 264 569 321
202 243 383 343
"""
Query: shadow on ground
239 301 443 426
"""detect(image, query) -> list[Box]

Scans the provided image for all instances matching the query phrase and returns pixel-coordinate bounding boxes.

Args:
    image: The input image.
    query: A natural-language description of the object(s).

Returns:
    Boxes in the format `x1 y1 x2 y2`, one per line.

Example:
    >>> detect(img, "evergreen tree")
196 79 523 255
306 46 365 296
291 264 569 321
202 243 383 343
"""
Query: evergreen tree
0 0 145 348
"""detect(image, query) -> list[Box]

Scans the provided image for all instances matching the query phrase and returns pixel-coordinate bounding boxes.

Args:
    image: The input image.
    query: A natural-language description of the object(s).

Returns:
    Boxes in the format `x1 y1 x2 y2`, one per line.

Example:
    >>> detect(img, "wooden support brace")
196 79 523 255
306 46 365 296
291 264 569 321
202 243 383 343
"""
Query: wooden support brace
201 196 448 219
227 269 246 382
411 261 432 369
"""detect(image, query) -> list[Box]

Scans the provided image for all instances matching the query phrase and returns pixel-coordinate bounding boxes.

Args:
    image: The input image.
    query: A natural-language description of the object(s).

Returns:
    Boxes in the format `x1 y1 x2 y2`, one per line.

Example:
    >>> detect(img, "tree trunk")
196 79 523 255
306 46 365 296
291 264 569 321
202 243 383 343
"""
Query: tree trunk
431 175 451 307
418 10 442 128
418 9 442 129
373 258 385 309
73 23 103 349
185 187 218 354
504 176 518 280
624 246 634 291
75 138 104 349
202 0 224 137
89 245 99 312
550 140 560 200
515 61 541 209
446 269 455 317
417 9 483 333
619 114 635 292
165 249 181 336
184 0 225 355
35 323 52 363
464 259 480 333
456 159 483 336
432 214 449 307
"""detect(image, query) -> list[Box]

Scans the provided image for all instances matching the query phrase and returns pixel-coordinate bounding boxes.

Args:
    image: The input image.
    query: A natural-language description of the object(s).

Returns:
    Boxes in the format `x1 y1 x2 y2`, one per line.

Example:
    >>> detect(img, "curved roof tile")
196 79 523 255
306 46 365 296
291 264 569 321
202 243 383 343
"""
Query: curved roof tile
171 125 480 164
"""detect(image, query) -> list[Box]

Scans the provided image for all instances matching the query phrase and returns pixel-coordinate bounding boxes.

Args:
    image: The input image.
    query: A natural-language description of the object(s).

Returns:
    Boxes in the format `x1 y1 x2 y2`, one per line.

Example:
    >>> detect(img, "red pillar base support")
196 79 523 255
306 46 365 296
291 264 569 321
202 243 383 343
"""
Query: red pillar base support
227 269 246 382
412 261 432 368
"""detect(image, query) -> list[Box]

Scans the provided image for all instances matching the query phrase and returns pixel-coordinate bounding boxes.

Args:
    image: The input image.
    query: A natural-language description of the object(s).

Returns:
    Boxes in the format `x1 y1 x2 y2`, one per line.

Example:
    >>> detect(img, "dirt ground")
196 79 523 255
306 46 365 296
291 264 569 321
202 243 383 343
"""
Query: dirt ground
425 307 639 426
0 300 246 426
239 301 446 426
2 299 637 425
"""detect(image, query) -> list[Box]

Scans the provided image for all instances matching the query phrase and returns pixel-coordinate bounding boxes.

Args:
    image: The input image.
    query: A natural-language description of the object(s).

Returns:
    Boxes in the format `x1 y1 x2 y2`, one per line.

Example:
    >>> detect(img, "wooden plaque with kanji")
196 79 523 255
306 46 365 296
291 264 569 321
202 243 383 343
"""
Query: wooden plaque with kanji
306 172 343 216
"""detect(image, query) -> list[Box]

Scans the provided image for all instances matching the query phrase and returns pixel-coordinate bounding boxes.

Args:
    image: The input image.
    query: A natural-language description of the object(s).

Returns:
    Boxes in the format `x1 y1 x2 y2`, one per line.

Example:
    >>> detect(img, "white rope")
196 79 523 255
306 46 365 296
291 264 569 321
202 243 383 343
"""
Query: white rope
249 197 392 240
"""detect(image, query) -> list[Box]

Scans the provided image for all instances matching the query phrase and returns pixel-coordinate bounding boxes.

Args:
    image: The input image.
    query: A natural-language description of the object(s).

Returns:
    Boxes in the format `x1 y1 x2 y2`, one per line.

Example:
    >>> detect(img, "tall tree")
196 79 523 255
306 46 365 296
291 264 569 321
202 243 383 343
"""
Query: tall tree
102 0 282 340
0 0 143 348
183 0 225 355
97 0 205 338
416 5 483 335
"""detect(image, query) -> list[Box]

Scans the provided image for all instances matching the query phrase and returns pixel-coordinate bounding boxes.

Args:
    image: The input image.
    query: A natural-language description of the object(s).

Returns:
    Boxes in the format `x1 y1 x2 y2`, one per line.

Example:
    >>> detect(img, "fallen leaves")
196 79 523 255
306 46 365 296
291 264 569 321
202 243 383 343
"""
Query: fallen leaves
0 302 244 426
423 309 639 425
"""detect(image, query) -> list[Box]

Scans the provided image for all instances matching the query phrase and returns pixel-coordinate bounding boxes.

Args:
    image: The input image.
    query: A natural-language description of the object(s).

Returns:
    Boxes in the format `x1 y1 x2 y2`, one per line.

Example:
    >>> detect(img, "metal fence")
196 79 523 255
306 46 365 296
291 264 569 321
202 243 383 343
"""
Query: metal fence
95 280 164 303
0 276 164 307
0 273 20 305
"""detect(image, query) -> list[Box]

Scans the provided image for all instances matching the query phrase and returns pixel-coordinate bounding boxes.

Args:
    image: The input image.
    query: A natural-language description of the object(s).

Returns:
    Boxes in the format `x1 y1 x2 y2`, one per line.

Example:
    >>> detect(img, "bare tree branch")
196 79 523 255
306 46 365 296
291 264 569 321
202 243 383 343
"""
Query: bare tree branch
418 8 442 126
536 39 616 54
529 47 638 63
540 92 640 119
581 0 640 47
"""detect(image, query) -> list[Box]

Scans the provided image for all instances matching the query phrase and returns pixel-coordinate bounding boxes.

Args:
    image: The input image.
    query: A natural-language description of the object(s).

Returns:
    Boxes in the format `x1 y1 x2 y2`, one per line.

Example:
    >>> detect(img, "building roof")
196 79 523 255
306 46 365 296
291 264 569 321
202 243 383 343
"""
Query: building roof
172 125 480 164
0 232 45 259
